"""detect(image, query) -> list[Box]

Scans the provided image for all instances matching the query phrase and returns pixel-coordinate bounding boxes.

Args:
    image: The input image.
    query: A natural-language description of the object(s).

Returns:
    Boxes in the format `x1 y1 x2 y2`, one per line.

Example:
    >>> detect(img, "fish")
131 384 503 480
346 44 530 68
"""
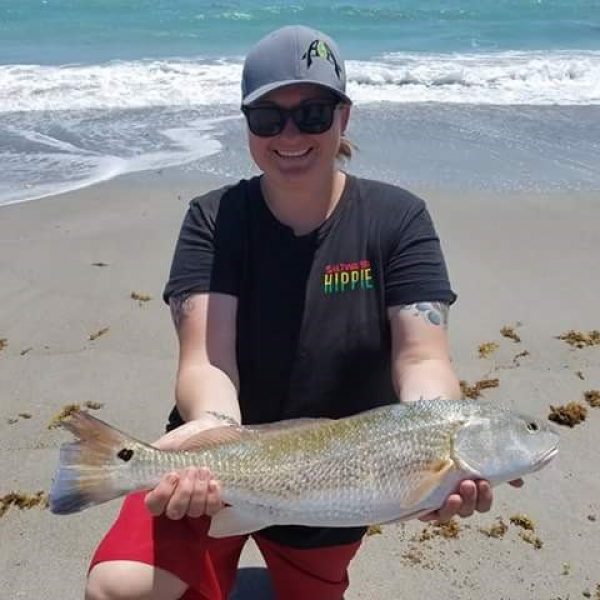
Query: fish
48 399 559 538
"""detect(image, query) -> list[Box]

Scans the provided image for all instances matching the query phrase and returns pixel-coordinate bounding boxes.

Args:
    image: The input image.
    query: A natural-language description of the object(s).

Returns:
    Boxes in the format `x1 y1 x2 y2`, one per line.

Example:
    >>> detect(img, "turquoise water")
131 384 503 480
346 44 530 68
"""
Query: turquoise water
2 0 599 64
0 0 599 204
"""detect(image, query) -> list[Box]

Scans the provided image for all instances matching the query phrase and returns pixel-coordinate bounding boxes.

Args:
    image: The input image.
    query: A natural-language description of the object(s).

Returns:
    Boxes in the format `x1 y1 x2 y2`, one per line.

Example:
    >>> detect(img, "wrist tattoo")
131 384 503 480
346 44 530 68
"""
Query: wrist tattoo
401 302 449 327
170 293 195 329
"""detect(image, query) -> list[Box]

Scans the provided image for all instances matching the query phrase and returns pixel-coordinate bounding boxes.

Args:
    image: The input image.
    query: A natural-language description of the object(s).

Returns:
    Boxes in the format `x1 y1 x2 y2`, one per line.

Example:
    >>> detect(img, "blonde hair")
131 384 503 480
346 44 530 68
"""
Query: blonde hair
337 136 355 160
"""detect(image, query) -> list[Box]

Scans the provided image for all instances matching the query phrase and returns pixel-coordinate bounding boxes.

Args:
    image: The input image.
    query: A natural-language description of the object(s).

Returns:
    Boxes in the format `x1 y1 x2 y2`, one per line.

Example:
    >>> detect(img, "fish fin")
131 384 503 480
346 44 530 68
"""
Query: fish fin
179 418 332 451
246 417 327 432
382 507 432 524
404 458 455 509
50 411 144 515
178 426 249 451
208 507 272 538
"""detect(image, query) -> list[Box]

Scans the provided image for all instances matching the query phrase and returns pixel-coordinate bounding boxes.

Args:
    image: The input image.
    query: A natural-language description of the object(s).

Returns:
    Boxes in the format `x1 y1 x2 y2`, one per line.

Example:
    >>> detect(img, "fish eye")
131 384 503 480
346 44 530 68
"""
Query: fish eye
526 421 539 432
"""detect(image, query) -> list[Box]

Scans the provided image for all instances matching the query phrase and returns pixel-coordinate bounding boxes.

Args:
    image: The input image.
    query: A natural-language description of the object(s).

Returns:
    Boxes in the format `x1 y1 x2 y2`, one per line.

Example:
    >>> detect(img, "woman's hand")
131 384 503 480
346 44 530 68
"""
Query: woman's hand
419 478 524 523
144 417 226 519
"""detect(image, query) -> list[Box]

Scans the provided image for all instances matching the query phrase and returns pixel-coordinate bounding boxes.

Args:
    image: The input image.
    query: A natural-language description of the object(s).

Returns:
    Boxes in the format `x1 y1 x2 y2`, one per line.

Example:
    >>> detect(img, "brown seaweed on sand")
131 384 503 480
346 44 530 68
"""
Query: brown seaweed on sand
0 491 48 517
83 400 105 410
91 262 109 267
460 378 500 399
509 513 536 531
479 517 509 539
548 402 587 427
584 390 600 407
366 524 383 536
478 342 499 358
576 370 586 380
416 518 461 541
131 291 152 304
500 325 521 343
0 338 7 352
518 530 543 549
47 402 103 429
89 327 109 341
556 329 600 349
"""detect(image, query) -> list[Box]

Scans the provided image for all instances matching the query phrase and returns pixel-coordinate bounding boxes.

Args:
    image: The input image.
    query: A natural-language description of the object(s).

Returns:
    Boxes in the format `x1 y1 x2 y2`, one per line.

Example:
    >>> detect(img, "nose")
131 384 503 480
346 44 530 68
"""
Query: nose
279 113 302 138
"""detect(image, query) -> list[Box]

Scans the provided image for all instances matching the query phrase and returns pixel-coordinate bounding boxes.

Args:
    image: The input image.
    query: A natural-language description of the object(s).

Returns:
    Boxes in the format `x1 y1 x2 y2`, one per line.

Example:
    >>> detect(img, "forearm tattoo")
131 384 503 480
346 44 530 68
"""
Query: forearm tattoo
400 302 449 327
169 293 195 329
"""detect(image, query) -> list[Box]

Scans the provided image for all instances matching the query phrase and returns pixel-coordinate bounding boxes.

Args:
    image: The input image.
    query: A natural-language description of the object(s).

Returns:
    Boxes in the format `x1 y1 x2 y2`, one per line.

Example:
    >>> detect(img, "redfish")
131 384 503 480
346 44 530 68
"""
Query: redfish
49 399 558 537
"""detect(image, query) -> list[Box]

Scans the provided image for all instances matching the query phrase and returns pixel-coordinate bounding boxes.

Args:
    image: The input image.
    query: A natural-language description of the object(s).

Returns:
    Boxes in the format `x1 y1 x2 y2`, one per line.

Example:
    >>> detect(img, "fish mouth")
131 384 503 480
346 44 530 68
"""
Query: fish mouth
530 445 559 473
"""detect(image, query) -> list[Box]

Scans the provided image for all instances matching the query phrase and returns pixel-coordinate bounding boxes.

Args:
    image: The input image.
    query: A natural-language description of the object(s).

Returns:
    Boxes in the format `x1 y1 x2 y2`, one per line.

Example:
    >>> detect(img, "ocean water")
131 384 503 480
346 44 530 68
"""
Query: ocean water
1 0 599 205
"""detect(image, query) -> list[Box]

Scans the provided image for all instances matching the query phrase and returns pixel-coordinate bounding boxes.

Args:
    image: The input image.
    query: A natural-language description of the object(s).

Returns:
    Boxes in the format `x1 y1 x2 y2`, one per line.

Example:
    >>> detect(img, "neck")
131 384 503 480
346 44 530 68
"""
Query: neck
261 170 347 236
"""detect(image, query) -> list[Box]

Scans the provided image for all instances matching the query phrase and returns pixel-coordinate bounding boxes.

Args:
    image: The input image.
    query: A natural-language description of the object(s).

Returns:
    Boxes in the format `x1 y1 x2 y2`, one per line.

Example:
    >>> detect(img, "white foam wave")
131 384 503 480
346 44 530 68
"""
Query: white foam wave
0 51 598 114
347 51 600 105
0 116 226 206
0 59 244 112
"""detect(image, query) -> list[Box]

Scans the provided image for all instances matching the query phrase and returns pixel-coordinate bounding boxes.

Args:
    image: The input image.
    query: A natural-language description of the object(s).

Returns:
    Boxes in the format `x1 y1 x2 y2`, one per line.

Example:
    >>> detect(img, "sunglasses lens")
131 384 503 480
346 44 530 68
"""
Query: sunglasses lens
293 103 336 134
244 102 338 137
246 107 284 137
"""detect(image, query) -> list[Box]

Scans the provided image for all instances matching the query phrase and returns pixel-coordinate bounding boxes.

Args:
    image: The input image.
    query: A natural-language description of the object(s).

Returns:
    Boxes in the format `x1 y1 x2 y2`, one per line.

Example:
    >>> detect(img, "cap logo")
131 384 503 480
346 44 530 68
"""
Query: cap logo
301 39 342 79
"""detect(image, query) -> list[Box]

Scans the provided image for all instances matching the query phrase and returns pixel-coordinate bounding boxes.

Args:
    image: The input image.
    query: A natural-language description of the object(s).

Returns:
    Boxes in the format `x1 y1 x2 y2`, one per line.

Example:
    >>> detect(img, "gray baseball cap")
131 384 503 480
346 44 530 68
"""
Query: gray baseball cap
241 25 351 106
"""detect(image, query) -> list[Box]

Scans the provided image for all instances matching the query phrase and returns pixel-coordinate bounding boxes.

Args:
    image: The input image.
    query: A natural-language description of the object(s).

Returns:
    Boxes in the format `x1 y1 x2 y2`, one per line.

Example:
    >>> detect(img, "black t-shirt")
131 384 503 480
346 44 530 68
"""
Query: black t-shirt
163 174 456 548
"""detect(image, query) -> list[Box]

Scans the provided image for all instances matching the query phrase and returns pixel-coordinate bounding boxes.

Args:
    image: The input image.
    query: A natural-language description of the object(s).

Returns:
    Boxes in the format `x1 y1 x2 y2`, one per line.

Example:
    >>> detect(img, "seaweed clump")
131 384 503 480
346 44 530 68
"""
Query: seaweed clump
416 518 461 542
509 513 542 549
131 291 152 304
47 404 81 428
0 491 48 517
510 514 535 531
519 530 543 549
556 330 600 349
501 326 521 343
0 337 7 352
584 390 600 408
83 400 105 410
478 342 499 358
47 401 103 429
548 402 587 427
366 524 383 536
460 378 500 399
479 517 509 539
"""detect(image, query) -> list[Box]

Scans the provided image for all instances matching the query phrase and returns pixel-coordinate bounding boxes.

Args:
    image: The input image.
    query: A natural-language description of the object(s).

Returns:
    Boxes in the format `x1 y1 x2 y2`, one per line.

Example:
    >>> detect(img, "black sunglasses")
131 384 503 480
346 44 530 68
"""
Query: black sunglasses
242 100 340 137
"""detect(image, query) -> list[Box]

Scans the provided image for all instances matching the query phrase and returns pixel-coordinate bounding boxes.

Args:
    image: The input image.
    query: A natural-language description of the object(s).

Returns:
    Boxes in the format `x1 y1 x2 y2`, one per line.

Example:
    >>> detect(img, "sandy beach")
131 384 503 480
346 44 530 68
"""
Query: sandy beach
1 172 599 599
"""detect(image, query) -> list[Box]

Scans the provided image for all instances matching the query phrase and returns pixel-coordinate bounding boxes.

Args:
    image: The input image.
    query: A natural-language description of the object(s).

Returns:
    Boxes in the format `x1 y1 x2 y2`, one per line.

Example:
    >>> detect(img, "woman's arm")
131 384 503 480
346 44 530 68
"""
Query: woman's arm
144 291 240 519
388 301 522 523
388 301 460 403
170 291 240 423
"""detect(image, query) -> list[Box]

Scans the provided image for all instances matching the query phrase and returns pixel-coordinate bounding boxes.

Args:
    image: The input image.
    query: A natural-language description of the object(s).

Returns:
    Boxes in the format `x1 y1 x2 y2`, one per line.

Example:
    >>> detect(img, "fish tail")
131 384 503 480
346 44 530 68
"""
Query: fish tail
49 411 143 515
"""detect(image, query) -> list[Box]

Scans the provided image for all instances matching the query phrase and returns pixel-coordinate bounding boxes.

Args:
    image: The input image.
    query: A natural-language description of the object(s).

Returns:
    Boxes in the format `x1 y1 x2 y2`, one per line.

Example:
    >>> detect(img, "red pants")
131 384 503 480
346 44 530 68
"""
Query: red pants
90 493 362 599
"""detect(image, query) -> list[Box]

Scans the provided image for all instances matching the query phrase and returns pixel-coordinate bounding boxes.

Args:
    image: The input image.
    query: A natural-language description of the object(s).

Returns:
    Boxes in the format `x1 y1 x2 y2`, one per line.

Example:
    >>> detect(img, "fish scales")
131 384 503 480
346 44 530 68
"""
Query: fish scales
183 406 453 495
49 399 559 537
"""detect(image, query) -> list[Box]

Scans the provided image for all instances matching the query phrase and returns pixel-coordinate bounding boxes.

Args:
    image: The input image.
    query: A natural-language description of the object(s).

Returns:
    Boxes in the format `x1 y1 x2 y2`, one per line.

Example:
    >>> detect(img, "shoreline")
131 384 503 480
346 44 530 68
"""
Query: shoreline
3 102 600 210
1 170 599 599
3 162 600 212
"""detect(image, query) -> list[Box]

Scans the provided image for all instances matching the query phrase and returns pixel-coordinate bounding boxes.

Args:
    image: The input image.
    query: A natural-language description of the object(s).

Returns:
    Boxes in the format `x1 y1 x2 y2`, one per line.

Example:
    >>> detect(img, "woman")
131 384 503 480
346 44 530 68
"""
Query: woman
85 25 517 600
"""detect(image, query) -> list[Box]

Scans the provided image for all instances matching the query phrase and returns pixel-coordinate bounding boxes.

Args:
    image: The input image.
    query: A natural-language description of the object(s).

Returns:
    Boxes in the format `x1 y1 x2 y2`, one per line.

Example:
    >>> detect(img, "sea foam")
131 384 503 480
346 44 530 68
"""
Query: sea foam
1 50 598 113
